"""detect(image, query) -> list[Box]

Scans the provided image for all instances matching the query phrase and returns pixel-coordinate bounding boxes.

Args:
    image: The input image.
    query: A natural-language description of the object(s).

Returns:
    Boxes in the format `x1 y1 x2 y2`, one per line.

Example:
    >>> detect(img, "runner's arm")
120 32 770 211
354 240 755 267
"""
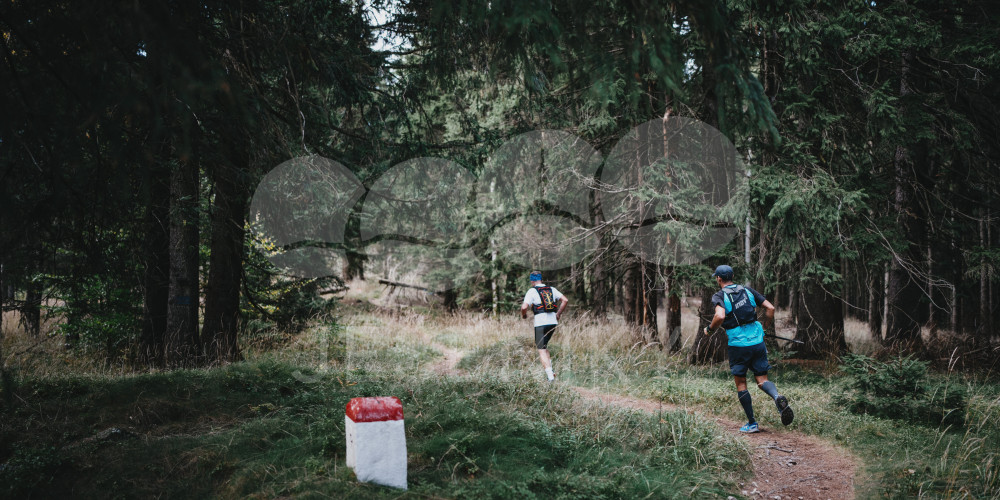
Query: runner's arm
704 305 726 335
556 297 569 320
521 289 535 319
760 299 776 328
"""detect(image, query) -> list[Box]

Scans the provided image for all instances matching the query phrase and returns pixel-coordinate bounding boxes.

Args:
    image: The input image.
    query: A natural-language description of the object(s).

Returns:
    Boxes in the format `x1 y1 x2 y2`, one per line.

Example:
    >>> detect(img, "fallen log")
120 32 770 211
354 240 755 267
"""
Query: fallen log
378 279 441 295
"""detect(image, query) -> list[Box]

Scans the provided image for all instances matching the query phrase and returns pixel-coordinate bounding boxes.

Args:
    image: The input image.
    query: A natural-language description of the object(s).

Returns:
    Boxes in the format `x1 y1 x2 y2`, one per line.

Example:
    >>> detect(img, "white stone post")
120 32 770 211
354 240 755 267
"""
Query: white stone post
345 396 407 490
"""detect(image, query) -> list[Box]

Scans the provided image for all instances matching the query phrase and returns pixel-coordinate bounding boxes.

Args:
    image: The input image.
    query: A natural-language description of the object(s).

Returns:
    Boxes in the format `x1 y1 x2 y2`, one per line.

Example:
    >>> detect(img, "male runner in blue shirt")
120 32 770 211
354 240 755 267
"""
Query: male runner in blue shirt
704 265 793 432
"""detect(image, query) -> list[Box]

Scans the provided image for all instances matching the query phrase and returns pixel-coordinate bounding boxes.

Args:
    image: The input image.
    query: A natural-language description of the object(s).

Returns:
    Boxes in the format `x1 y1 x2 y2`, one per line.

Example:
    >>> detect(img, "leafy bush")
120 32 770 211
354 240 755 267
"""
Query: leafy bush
0 445 65 497
50 275 141 358
838 354 966 426
268 278 336 330
242 237 338 334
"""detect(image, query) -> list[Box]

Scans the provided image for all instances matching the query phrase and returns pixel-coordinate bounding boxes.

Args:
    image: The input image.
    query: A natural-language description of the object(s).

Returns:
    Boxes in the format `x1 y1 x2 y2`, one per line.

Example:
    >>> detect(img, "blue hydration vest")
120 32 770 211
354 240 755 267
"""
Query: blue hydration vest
722 285 764 347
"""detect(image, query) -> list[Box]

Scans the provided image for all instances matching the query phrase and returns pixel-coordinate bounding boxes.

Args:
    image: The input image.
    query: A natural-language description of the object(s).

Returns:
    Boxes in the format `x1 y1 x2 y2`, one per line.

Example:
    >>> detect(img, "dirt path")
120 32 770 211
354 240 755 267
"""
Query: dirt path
573 387 857 500
428 342 464 376
409 313 857 500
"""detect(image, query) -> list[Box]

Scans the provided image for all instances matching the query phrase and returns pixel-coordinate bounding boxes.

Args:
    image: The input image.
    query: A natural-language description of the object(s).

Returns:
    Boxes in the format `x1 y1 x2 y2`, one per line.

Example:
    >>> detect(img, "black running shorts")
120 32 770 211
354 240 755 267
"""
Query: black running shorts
534 324 557 349
728 342 770 377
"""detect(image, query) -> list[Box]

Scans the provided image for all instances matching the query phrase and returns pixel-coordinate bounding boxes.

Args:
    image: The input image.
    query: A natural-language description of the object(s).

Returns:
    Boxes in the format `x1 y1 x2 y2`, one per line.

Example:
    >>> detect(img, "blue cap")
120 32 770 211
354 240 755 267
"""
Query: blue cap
712 265 734 280
529 272 543 281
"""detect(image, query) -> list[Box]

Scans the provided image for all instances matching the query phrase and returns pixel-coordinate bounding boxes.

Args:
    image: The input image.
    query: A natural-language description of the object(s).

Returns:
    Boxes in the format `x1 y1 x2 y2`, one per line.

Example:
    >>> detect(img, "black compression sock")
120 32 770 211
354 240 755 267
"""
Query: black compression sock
737 390 755 423
759 381 779 400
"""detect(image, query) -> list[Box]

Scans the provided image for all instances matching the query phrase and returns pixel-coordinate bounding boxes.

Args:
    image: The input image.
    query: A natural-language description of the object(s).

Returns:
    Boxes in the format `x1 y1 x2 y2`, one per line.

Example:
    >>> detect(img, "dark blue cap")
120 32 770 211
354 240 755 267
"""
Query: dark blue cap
529 272 543 281
712 265 734 279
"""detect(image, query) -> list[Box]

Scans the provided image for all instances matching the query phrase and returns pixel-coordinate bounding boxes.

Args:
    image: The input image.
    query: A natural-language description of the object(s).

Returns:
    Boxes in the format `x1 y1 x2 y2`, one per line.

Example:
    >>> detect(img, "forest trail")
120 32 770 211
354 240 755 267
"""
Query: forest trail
426 343 858 500
428 342 464 376
572 387 857 500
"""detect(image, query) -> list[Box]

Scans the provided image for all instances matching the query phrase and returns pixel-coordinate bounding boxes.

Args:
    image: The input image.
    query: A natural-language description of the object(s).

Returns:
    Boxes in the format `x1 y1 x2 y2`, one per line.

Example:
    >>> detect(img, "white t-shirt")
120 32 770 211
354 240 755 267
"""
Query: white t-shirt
523 284 565 327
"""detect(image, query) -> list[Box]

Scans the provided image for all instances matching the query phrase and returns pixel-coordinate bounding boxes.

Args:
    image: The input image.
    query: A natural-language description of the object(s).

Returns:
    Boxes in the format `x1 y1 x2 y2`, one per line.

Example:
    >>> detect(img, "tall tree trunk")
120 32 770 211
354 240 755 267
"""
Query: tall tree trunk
589 188 609 319
442 286 458 312
22 284 40 337
342 203 366 281
590 253 608 318
791 247 848 358
986 215 996 335
490 239 499 316
573 262 587 306
0 259 4 363
165 159 201 367
666 267 682 352
926 244 938 341
687 89 728 364
884 50 927 353
622 259 659 341
342 250 366 281
950 279 959 336
623 260 640 325
0 258 7 407
841 257 849 321
688 45 728 364
642 261 659 343
884 217 927 351
794 278 847 358
868 265 884 341
201 163 249 364
689 284 726 364
19 238 42 337
788 279 799 326
615 280 624 316
977 212 992 346
140 163 170 367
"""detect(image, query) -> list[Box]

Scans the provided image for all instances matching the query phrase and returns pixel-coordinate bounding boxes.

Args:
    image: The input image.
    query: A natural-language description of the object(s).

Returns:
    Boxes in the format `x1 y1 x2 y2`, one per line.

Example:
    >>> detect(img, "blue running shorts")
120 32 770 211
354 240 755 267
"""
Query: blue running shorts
728 342 770 377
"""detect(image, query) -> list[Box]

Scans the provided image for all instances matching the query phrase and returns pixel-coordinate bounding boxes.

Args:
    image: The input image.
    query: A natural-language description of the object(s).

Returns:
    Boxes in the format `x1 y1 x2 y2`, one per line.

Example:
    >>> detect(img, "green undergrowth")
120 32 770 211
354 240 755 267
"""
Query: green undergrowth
1 342 748 498
462 337 1000 499
5 311 1000 499
837 354 967 426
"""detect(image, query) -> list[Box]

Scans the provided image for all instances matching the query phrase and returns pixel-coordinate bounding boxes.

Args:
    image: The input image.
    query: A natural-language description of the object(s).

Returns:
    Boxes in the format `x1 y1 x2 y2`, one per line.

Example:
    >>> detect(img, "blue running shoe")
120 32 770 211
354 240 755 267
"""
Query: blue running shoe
739 421 759 433
775 395 794 426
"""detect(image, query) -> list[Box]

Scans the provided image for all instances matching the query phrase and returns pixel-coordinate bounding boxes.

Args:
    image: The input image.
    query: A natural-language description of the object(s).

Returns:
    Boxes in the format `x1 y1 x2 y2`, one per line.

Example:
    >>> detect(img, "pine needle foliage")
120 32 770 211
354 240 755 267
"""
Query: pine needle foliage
838 353 967 427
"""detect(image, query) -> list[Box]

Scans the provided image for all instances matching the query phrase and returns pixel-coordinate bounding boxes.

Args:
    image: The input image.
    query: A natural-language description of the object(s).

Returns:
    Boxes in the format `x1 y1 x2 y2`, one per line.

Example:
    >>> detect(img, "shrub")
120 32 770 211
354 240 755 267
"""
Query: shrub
242 274 337 334
838 354 966 426
50 275 141 359
0 446 64 497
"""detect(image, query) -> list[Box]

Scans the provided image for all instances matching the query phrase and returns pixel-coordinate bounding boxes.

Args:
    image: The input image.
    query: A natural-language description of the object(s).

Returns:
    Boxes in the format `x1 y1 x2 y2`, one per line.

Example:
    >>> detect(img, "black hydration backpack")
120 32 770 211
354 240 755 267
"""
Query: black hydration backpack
722 285 757 326
532 286 559 314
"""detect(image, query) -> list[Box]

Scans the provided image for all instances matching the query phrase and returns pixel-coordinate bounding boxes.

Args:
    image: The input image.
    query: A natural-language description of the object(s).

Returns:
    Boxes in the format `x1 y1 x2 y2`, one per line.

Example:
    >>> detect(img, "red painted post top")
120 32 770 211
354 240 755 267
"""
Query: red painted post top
345 396 404 422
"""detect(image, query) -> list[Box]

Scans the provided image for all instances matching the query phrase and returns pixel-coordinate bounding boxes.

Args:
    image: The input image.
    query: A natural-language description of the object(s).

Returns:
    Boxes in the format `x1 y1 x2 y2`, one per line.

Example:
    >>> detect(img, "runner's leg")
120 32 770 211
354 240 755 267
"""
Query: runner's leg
756 374 794 425
731 347 756 425
535 325 557 380
538 349 552 369
756 375 779 400
734 375 755 423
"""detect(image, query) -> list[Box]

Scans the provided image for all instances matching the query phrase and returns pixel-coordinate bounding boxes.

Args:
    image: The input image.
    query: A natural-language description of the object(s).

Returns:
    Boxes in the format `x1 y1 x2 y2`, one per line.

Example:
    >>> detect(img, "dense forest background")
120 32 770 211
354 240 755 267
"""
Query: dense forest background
2 0 998 370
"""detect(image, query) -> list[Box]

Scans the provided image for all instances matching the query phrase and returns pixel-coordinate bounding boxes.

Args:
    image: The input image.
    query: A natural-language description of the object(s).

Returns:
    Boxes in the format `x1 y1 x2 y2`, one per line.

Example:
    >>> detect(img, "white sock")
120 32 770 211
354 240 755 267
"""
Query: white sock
545 367 554 380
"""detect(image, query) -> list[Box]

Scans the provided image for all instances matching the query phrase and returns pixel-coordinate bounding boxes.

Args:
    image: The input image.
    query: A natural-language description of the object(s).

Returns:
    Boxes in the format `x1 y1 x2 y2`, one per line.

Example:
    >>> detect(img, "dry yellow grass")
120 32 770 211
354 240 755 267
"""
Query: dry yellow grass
1 308 132 377
342 278 712 353
1 277 919 381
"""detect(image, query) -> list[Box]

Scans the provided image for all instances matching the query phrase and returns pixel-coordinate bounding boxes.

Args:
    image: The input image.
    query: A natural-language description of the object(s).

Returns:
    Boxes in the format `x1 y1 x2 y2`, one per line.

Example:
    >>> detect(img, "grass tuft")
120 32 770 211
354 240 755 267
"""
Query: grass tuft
2 286 1000 498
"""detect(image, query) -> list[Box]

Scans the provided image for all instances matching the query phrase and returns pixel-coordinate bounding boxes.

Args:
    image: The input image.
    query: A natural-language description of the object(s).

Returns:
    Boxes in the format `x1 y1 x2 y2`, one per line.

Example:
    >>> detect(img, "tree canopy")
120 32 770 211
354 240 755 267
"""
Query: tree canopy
1 0 997 367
